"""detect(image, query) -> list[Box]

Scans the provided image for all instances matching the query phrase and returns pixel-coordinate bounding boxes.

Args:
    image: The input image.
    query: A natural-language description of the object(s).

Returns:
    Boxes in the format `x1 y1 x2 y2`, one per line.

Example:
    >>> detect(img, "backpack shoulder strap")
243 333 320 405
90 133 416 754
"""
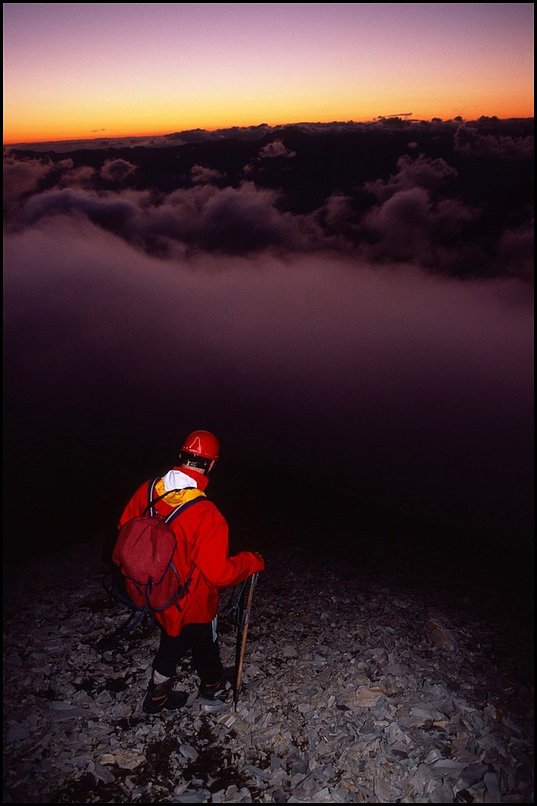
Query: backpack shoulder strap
147 477 157 516
164 494 206 525
144 477 161 517
144 477 207 519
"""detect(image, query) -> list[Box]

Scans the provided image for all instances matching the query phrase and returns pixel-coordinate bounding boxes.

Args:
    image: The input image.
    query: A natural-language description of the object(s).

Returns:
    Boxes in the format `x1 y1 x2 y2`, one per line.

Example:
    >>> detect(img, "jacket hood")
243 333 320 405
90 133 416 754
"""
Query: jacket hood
162 466 209 492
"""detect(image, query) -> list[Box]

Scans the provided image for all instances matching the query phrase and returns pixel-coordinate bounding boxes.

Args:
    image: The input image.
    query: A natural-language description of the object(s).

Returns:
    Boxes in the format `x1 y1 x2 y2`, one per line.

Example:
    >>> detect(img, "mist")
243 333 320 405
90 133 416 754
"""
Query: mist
4 217 532 556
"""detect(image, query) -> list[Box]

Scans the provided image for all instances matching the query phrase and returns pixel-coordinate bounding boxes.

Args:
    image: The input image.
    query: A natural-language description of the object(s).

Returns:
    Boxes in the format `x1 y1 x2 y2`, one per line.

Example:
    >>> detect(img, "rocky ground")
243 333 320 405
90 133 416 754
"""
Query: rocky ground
3 534 534 804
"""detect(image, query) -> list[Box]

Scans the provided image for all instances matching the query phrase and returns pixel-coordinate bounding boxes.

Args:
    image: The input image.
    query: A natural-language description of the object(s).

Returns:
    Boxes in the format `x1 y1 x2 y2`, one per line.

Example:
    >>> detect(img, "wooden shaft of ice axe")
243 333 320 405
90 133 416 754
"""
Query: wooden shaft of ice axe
233 573 258 711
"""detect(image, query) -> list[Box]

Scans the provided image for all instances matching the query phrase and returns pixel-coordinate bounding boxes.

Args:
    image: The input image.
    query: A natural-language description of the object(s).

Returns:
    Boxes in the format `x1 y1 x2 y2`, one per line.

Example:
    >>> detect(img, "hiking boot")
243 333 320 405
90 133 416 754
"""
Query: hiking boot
142 677 188 714
198 678 231 701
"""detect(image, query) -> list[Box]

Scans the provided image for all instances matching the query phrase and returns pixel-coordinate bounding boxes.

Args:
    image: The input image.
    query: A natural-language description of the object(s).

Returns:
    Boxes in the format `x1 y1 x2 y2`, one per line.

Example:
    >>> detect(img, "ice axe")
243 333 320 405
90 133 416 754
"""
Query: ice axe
233 573 258 711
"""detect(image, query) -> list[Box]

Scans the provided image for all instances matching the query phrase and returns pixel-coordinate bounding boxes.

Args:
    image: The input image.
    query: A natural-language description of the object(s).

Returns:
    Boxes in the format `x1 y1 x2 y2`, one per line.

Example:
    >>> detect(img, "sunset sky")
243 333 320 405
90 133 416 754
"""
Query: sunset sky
3 2 534 145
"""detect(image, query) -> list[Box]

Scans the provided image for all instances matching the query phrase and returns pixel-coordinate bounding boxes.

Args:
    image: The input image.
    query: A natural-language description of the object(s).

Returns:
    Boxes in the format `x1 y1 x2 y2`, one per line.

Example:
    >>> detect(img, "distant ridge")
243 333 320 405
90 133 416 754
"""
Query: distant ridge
4 117 533 153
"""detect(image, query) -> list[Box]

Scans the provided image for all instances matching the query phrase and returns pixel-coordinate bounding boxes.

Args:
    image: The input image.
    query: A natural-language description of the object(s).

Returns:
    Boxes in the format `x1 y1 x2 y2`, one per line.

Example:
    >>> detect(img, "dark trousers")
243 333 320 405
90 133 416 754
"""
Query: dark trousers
153 619 223 684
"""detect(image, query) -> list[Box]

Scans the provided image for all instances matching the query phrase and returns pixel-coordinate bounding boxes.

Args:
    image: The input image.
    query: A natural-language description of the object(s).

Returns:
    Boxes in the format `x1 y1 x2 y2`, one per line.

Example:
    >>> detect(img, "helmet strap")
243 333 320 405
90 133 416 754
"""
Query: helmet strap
179 451 212 473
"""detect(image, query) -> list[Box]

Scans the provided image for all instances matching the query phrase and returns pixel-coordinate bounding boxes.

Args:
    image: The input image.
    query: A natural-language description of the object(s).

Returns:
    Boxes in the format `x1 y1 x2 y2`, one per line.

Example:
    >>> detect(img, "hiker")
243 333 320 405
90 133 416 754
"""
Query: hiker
117 429 265 714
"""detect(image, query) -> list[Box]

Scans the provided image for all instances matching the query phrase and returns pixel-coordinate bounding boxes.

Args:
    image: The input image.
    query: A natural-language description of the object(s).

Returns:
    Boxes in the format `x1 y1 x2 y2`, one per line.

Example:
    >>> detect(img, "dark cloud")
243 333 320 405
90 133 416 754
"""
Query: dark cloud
361 187 476 267
191 164 225 184
3 153 52 208
454 123 534 158
258 140 296 159
185 182 320 252
364 154 458 202
99 158 137 182
5 119 533 280
7 180 325 256
16 187 143 243
58 163 97 188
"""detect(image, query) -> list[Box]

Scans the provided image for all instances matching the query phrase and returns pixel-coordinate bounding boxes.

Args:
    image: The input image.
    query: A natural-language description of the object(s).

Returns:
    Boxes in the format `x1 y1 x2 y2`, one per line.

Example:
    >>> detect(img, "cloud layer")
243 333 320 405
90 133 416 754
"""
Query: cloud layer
5 118 534 280
3 119 533 549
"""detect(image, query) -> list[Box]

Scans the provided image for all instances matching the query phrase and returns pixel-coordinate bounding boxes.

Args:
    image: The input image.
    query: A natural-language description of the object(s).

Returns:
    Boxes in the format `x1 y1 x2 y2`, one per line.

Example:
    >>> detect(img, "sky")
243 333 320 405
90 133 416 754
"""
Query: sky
2 4 534 571
3 3 534 145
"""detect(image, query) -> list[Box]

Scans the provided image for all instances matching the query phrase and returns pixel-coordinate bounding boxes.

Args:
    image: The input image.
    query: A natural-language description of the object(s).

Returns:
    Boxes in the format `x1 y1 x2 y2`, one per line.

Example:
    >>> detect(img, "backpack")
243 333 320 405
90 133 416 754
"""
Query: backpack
112 477 205 616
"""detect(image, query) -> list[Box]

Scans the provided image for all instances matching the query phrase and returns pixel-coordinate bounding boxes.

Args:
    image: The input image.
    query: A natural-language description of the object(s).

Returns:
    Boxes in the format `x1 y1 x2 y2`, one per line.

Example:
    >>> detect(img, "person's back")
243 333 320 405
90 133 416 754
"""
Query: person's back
117 430 264 713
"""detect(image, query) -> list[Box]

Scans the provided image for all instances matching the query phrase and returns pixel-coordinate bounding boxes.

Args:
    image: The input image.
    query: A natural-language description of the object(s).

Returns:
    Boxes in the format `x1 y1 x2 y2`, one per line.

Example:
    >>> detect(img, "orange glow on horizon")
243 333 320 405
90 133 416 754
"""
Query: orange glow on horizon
4 98 534 147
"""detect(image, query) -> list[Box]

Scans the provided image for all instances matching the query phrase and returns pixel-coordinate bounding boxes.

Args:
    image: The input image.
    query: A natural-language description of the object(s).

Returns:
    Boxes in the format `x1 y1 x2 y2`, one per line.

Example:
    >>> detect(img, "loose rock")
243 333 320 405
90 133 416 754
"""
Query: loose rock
3 540 533 803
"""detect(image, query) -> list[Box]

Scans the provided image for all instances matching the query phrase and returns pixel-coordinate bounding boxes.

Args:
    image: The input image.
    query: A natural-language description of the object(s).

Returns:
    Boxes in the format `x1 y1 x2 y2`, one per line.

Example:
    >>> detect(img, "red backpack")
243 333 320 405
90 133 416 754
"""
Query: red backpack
112 478 205 614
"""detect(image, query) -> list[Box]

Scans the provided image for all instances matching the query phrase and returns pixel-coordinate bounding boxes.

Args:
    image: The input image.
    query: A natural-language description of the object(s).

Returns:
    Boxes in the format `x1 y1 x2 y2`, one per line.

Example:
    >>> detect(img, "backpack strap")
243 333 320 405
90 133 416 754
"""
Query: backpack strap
146 480 204 602
164 495 205 524
145 477 161 517
144 476 206 520
144 477 182 516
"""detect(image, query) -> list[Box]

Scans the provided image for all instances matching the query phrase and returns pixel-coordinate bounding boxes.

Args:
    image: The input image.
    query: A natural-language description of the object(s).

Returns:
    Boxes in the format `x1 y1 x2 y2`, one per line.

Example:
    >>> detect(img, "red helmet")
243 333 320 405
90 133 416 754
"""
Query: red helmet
181 430 220 462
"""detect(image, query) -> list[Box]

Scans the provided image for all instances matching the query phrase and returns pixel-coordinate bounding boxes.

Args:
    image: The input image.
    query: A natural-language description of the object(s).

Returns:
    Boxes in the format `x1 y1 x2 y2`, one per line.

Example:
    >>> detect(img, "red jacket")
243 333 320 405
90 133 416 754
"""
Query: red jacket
118 466 264 637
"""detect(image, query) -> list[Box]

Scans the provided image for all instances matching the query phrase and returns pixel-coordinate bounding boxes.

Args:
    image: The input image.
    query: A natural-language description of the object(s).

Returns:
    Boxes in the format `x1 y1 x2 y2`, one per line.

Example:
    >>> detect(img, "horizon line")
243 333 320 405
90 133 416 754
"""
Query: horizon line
4 114 534 150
